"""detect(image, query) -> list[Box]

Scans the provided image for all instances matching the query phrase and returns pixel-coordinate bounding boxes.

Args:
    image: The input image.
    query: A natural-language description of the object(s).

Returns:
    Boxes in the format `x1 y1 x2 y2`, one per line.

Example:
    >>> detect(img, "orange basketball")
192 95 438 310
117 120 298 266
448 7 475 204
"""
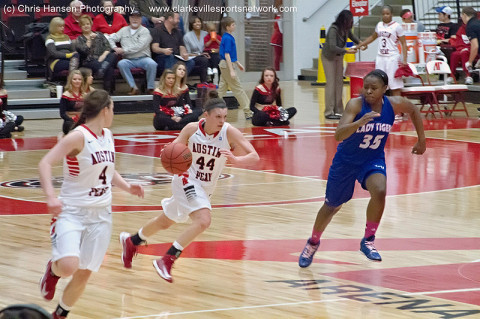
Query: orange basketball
161 143 192 174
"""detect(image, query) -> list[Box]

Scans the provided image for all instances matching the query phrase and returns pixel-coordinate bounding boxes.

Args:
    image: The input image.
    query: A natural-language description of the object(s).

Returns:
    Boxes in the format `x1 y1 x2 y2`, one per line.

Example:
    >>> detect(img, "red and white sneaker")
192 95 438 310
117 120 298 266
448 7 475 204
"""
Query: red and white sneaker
152 255 177 283
119 232 137 269
52 312 67 319
39 260 60 301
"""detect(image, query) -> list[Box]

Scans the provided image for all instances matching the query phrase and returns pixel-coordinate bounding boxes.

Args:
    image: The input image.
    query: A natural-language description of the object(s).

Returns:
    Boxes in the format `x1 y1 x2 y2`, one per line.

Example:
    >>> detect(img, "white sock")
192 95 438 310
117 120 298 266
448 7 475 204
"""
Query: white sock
173 241 184 251
138 228 148 241
59 299 72 311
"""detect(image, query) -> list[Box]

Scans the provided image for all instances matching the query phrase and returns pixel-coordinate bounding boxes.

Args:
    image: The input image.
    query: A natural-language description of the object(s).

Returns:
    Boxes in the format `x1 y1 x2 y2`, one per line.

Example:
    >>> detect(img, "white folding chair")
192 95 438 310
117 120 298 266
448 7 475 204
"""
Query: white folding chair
401 63 443 118
425 60 469 117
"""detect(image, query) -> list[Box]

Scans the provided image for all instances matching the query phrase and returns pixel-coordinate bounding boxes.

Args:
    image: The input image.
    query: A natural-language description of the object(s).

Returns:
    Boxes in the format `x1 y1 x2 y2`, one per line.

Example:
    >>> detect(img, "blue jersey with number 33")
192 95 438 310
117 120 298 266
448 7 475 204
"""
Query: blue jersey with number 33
335 96 395 165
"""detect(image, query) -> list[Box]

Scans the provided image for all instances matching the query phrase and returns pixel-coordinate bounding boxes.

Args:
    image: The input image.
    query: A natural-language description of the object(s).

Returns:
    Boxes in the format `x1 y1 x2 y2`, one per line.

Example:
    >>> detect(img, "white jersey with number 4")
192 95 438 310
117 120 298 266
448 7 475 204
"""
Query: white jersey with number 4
59 125 115 207
375 21 404 56
184 119 230 195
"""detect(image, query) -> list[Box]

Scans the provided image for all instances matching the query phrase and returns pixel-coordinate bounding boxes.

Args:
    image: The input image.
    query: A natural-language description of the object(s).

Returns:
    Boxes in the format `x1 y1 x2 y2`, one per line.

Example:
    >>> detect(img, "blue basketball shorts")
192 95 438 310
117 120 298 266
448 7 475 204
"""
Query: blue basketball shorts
324 157 387 207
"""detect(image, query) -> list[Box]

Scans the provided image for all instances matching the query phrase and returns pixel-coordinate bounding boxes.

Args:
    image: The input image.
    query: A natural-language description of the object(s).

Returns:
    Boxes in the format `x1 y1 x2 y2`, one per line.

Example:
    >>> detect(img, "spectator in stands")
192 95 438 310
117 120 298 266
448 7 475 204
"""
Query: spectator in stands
64 0 93 40
462 7 480 73
250 67 296 126
204 22 221 83
0 89 24 138
152 69 202 130
172 62 193 108
108 9 157 95
93 0 128 35
79 67 95 93
60 70 84 134
183 16 209 83
400 9 425 32
45 17 80 79
322 10 360 120
76 15 116 93
151 11 197 80
436 6 458 44
130 0 169 28
446 21 473 85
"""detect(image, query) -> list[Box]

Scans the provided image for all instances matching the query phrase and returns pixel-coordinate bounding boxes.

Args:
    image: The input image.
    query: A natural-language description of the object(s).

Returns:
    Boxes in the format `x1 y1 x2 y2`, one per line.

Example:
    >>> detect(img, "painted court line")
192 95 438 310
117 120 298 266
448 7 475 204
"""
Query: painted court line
405 287 480 296
114 298 347 318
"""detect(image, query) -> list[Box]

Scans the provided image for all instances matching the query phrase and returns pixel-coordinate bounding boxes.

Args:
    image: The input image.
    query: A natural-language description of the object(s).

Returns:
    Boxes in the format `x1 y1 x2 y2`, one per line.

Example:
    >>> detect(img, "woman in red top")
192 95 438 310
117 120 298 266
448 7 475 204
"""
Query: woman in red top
60 70 85 134
153 69 202 131
249 67 296 126
92 0 128 35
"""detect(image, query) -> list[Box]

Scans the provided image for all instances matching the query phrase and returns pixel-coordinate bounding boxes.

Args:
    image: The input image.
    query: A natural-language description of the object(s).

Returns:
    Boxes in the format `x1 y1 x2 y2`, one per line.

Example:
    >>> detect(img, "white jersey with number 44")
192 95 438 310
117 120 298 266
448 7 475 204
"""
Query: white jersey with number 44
186 119 230 195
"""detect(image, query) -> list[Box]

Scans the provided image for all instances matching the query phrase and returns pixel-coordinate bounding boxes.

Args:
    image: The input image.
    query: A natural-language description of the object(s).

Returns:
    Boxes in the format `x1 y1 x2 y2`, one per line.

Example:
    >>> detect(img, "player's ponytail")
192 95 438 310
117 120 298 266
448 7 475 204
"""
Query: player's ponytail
203 90 227 113
72 90 112 130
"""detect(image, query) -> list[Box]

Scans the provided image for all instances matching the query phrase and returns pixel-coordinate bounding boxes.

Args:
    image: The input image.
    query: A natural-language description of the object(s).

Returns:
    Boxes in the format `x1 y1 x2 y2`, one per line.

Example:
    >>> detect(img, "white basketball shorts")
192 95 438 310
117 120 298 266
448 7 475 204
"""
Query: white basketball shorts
162 177 212 223
51 205 112 272
375 54 404 90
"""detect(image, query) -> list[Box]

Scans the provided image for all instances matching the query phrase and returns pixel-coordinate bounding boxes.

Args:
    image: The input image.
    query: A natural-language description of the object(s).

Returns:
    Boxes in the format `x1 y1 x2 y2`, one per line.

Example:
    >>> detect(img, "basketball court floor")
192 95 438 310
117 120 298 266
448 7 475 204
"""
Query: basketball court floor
0 81 479 318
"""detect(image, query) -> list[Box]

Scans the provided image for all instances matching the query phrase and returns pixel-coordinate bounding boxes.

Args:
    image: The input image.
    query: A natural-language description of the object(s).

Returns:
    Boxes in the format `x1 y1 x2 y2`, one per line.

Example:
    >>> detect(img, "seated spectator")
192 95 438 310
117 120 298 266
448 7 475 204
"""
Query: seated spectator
183 16 209 83
76 14 116 93
204 22 221 83
130 0 169 28
436 6 458 43
108 9 157 95
64 0 94 40
250 67 296 126
447 22 472 84
435 6 459 63
60 70 84 134
93 0 128 35
151 11 201 80
463 7 480 72
153 69 202 130
79 67 95 93
0 89 24 138
172 62 193 108
400 9 425 32
45 17 80 79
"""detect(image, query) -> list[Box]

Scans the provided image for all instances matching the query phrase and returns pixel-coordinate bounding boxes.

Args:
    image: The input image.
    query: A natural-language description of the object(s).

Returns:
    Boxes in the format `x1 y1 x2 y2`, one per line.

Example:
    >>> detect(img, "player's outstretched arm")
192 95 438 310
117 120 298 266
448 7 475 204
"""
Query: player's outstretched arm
335 98 380 141
222 126 259 166
389 96 426 155
38 131 84 216
112 171 144 198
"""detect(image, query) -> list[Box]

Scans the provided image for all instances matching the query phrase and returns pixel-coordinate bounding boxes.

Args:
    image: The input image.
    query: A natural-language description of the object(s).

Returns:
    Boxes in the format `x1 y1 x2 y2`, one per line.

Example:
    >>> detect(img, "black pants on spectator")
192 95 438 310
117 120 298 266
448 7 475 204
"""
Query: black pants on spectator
62 118 75 135
153 109 203 131
0 122 15 138
188 56 209 83
83 52 117 93
251 107 297 126
208 52 220 70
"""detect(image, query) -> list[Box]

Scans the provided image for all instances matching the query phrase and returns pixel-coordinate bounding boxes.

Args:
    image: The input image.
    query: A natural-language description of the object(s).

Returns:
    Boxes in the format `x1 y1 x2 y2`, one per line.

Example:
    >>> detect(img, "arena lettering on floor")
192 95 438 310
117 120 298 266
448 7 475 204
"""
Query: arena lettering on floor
267 279 480 318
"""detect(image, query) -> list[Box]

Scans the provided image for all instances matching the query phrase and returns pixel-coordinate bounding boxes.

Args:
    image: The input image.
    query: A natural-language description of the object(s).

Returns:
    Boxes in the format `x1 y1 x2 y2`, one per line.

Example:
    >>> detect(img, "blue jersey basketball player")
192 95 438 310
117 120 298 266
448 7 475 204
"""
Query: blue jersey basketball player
299 69 426 266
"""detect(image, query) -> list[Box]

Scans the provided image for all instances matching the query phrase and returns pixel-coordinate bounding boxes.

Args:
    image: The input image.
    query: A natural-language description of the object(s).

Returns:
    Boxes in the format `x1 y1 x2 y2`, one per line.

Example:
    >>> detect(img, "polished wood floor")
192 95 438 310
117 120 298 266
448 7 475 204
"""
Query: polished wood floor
1 81 480 318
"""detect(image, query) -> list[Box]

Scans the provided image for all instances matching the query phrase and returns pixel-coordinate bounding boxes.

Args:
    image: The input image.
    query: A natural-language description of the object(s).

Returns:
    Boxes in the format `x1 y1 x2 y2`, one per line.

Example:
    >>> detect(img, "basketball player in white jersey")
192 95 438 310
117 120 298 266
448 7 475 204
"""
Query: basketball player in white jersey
120 90 259 283
359 5 407 96
38 90 144 319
